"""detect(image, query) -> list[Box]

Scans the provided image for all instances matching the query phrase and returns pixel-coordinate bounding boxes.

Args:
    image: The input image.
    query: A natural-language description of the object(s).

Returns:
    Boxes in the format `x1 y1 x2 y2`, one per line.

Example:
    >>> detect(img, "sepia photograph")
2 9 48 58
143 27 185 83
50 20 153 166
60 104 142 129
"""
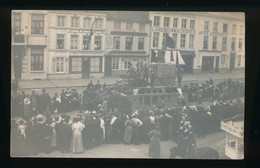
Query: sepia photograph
10 10 245 159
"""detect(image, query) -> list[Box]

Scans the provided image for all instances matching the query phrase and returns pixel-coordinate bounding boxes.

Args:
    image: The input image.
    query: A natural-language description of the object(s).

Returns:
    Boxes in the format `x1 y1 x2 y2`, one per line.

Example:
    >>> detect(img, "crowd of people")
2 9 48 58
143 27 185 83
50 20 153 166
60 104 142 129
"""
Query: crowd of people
183 78 244 103
11 88 82 120
11 81 109 119
11 78 244 158
11 96 244 158
124 64 153 88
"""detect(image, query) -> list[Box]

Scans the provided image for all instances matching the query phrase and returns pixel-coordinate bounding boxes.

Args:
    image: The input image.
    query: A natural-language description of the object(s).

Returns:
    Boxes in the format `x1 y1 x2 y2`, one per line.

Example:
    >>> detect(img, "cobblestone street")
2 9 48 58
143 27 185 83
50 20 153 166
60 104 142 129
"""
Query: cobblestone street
27 131 225 158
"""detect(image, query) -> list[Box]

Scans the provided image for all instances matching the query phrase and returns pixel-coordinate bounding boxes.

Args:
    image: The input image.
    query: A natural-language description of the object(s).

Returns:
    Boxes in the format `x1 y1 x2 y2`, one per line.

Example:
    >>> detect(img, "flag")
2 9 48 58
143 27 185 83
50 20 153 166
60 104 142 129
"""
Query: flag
176 50 179 68
162 33 175 49
130 30 135 49
89 17 97 37
158 49 165 63
170 50 174 61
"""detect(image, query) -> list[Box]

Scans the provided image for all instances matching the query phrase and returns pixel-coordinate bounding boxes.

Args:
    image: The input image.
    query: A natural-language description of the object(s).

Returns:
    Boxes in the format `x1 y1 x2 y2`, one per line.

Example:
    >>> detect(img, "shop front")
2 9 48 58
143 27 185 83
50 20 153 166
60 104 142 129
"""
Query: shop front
69 56 103 79
221 120 244 159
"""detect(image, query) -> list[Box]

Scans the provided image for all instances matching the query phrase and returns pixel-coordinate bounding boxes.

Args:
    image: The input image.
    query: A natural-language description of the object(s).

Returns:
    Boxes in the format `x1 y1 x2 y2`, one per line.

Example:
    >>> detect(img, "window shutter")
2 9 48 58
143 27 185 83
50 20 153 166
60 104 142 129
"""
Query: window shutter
99 57 103 72
52 58 56 72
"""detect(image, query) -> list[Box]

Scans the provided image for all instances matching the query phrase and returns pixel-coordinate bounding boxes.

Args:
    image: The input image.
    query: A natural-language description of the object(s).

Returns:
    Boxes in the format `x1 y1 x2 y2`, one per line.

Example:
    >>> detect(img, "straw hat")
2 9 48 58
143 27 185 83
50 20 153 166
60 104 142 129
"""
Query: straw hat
36 114 46 124
17 118 27 125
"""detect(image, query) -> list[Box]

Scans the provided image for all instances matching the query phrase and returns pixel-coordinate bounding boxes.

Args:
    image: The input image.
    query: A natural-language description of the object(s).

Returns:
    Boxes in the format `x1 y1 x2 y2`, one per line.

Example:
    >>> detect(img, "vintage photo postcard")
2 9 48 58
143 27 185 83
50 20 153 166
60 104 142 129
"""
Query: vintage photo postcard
11 10 244 159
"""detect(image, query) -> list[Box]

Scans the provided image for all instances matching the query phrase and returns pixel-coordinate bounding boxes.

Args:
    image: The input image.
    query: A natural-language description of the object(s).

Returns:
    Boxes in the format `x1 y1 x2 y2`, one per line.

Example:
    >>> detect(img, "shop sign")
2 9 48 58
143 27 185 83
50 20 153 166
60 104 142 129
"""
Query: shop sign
199 31 209 35
69 51 104 55
210 32 220 36
152 27 193 34
221 121 244 138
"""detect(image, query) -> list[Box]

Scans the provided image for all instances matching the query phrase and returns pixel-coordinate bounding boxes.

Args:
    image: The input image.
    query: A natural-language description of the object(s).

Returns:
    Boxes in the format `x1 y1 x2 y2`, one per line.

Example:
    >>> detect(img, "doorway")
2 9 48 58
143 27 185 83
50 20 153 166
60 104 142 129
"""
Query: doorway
202 56 214 72
215 56 220 72
82 57 90 79
104 56 112 77
230 53 236 72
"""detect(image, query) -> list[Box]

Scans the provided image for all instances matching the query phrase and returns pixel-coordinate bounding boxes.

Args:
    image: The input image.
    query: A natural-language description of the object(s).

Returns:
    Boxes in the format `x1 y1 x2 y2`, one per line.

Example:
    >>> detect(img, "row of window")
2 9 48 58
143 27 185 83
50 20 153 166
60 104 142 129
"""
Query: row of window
153 32 195 49
13 12 244 36
57 16 104 29
31 49 102 73
113 21 146 32
152 32 243 50
220 54 243 67
56 34 102 50
29 48 244 72
69 57 101 73
112 56 148 70
13 13 45 34
113 36 145 50
13 13 104 35
54 57 102 73
203 36 243 51
154 16 195 29
153 16 244 34
56 34 145 51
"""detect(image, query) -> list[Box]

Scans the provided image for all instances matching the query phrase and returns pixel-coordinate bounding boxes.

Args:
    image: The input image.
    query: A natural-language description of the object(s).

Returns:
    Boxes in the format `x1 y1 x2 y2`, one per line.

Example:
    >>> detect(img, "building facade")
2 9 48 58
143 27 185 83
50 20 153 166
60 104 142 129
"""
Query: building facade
105 11 151 77
12 11 245 80
12 10 107 80
12 10 48 80
149 12 245 73
47 10 107 79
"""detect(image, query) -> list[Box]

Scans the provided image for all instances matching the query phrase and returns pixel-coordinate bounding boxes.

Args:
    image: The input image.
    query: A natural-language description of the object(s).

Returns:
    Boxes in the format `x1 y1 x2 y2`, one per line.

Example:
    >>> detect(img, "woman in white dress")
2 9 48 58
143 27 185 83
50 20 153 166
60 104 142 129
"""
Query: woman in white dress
50 116 60 149
70 118 85 153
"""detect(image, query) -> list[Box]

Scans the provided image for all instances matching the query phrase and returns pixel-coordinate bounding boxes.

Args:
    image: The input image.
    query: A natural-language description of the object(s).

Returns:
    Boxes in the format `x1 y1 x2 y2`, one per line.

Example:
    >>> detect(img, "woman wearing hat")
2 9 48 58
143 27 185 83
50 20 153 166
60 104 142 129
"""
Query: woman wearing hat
70 118 85 153
23 96 31 120
131 111 143 145
59 115 72 153
50 116 60 150
123 115 134 144
148 125 161 158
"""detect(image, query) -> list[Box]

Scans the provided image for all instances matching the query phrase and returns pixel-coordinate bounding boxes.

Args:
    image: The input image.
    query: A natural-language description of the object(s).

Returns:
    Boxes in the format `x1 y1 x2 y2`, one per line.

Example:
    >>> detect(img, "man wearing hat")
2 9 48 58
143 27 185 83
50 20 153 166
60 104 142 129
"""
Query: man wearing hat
33 115 48 154
60 89 66 113
38 88 49 115
30 90 38 115
56 114 66 151
58 115 71 153
87 81 94 91
141 110 155 144
110 113 120 144
95 80 101 93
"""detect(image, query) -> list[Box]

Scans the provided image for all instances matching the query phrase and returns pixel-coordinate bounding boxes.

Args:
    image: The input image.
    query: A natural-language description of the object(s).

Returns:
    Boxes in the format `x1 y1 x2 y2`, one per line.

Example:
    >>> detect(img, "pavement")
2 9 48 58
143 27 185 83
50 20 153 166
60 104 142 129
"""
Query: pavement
26 131 226 159
17 70 245 90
